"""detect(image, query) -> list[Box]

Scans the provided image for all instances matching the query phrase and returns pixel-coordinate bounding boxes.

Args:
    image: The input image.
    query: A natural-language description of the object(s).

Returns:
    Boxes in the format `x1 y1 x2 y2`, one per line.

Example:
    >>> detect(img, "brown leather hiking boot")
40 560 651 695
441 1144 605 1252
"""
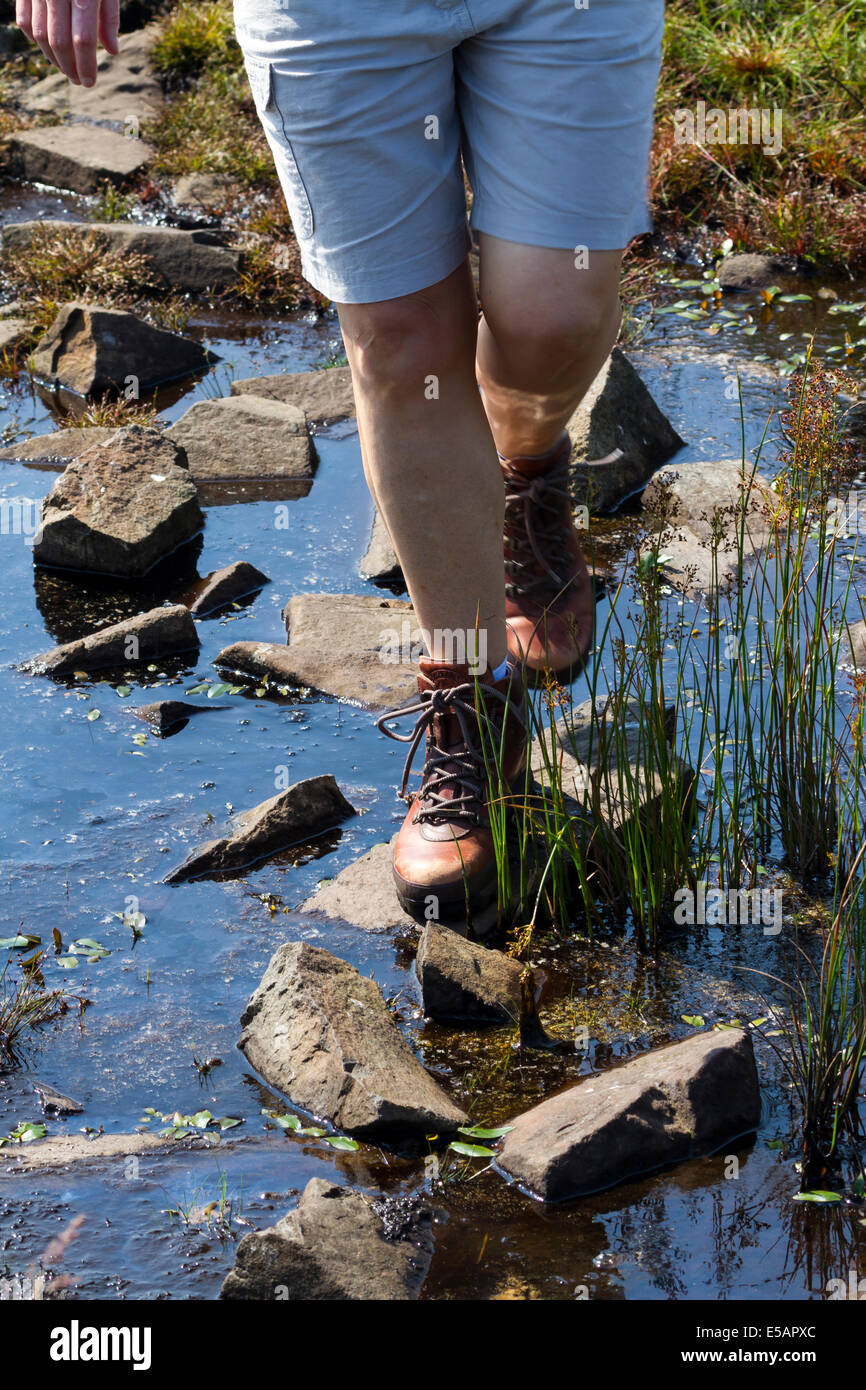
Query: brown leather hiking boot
378 657 527 921
500 431 595 679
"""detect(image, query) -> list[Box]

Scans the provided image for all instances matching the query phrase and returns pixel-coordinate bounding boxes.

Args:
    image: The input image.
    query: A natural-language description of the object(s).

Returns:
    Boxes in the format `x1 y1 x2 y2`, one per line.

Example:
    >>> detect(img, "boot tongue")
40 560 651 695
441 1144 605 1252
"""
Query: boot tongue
417 658 474 692
499 430 570 481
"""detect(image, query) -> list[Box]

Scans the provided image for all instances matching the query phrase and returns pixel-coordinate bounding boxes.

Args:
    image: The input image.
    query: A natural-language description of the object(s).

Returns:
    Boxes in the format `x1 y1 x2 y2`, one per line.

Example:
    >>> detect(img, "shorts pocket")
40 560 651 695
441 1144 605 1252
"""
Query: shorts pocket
243 56 315 241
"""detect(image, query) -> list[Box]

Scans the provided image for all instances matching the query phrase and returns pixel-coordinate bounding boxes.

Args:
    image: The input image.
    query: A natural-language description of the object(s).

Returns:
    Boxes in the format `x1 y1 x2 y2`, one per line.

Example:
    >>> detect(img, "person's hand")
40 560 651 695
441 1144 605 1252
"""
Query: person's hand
16 0 120 88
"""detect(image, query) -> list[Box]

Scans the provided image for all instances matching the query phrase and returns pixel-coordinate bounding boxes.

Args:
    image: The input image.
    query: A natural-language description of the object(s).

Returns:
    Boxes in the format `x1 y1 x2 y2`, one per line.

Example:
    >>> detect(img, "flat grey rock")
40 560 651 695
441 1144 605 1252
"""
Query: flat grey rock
8 124 154 194
0 317 29 354
498 1027 761 1201
239 941 468 1139
220 1178 434 1301
167 396 312 482
301 838 414 934
360 507 403 587
0 426 115 466
3 220 240 294
19 24 164 122
718 253 791 291
165 775 356 883
215 593 421 709
231 365 355 425
127 699 226 736
21 604 199 677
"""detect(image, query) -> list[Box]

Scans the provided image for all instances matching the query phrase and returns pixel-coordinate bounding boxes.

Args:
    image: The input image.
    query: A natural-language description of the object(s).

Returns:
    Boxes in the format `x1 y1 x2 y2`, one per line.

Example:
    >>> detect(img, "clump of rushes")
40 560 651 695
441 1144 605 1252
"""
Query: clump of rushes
654 0 866 266
0 951 85 1063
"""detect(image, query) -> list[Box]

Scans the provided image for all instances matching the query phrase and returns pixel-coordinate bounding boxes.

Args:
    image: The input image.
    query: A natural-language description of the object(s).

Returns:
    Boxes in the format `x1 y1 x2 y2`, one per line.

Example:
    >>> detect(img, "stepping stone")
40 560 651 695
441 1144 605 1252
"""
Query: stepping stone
301 838 415 934
239 941 468 1139
231 365 355 426
0 1130 207 1171
3 221 240 294
718 252 793 292
220 1178 434 1301
165 775 355 883
127 700 227 737
32 425 203 577
497 1027 761 1201
172 172 245 213
566 347 685 511
360 508 403 587
188 560 270 616
641 458 777 596
19 24 164 122
8 125 154 194
416 922 526 1023
167 396 312 483
0 317 29 354
32 303 217 397
216 593 422 710
32 1080 83 1116
0 426 115 466
21 603 199 677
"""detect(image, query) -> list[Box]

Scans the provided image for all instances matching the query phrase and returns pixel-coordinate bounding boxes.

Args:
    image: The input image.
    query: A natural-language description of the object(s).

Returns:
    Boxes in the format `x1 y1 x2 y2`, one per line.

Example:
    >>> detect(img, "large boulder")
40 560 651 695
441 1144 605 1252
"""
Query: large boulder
717 252 792 292
32 425 203 577
416 922 525 1023
220 1178 434 1301
216 593 422 709
2 221 240 294
239 941 468 1139
231 366 355 426
641 459 777 596
32 303 217 397
165 775 356 883
566 347 684 511
360 508 403 587
497 1027 761 1201
21 604 199 677
19 24 163 122
8 125 153 194
166 396 312 483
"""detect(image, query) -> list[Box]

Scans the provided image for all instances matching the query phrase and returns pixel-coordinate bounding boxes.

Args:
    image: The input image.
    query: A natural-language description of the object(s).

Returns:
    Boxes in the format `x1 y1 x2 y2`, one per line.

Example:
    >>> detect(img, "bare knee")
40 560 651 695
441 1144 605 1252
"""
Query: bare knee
483 291 620 386
340 283 475 399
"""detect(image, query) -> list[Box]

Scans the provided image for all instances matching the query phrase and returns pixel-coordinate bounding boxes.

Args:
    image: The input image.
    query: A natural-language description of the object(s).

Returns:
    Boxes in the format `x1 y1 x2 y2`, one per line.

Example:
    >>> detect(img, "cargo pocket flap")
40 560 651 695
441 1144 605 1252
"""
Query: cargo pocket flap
244 57 273 113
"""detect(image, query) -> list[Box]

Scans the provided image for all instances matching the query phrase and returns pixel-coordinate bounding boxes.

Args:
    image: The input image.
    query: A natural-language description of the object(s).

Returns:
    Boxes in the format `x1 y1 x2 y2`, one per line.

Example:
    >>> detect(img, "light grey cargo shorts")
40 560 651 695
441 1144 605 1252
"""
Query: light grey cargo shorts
234 0 665 303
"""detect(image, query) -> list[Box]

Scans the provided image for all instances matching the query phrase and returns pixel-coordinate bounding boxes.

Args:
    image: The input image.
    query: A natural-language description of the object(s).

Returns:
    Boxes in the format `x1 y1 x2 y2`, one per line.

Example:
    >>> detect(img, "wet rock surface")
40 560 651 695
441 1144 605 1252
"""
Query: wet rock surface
718 252 793 291
497 1027 761 1201
216 593 421 709
642 458 777 595
32 425 203 577
167 396 312 482
32 303 217 397
416 922 525 1023
127 699 227 736
3 220 240 294
0 317 29 354
188 560 270 616
21 603 199 677
566 347 685 510
8 124 154 193
239 941 468 1139
165 775 356 883
231 365 356 425
220 1177 434 1300
361 508 403 587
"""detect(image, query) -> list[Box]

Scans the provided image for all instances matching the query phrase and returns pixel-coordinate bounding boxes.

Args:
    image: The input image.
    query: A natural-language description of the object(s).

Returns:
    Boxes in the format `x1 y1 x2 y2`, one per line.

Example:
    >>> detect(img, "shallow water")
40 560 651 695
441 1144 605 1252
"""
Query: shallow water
1 189 865 1300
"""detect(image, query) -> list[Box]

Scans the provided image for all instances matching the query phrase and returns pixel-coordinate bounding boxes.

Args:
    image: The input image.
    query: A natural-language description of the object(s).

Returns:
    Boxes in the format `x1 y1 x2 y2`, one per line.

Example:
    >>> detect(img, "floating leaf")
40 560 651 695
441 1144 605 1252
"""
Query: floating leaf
793 1190 842 1204
115 685 132 698
457 1124 514 1140
448 1142 495 1158
186 682 211 696
0 934 37 950
208 683 234 699
86 709 101 722
326 1136 360 1151
828 302 866 315
682 1014 705 1027
217 1116 242 1130
776 293 812 303
56 955 79 969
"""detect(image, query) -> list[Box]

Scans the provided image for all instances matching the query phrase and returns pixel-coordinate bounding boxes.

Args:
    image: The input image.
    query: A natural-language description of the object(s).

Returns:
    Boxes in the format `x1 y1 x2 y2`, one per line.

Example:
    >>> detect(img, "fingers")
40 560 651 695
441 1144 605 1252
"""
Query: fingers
97 0 120 56
47 0 78 82
15 1 34 42
28 0 59 70
71 0 100 85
